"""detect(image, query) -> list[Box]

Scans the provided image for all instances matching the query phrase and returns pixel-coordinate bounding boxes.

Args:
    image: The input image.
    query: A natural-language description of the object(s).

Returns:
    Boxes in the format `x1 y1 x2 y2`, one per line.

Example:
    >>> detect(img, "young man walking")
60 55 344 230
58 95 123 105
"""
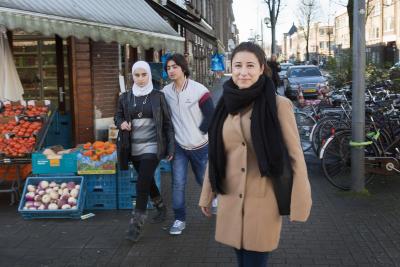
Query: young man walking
162 54 214 235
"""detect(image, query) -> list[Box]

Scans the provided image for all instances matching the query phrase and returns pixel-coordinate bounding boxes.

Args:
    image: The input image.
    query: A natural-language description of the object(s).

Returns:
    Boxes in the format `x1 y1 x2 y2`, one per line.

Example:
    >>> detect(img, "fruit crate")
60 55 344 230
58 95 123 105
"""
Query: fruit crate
32 152 78 174
84 192 117 210
85 174 117 194
84 174 117 210
18 176 86 219
117 167 161 210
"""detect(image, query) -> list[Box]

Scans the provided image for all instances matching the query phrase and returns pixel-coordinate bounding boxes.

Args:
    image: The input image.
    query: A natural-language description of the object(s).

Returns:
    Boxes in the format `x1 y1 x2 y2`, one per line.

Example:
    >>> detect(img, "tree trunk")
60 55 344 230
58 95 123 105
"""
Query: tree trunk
271 22 276 54
271 2 276 55
347 0 354 49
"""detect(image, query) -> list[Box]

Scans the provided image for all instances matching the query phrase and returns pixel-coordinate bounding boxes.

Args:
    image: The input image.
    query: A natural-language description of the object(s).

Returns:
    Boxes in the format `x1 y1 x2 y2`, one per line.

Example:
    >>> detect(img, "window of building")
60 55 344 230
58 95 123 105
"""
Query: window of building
384 0 393 6
384 17 394 32
374 3 381 16
13 32 70 111
319 41 324 49
319 29 325 35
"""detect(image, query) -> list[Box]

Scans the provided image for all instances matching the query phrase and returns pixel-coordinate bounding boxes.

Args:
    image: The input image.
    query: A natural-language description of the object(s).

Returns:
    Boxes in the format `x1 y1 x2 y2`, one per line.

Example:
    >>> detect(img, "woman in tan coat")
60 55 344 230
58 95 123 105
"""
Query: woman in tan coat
199 42 312 267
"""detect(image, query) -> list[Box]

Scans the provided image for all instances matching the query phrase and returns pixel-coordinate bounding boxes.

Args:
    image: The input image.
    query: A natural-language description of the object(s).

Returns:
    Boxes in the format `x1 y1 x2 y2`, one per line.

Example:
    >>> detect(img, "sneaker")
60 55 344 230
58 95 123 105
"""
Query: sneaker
169 220 186 235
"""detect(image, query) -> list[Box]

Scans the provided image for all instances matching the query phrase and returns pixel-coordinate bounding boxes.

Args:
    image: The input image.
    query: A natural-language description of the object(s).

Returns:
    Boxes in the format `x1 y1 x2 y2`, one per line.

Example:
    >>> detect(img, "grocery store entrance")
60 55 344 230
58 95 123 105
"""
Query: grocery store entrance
11 31 73 148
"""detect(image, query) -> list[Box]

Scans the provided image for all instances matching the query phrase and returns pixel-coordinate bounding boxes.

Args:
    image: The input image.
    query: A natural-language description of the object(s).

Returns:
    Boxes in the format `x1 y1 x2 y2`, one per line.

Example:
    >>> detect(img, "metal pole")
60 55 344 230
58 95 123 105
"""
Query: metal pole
271 1 276 54
351 0 366 192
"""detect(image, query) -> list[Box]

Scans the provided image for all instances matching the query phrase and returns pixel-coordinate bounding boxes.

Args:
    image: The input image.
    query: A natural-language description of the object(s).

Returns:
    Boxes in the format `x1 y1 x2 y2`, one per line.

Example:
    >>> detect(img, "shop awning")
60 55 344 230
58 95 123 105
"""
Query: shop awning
0 26 24 101
145 0 221 50
0 0 184 51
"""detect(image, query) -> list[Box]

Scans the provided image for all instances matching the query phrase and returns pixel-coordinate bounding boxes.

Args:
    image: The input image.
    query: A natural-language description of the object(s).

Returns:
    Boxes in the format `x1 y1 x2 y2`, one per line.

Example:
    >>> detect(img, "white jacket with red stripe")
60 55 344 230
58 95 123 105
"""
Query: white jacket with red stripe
162 79 210 150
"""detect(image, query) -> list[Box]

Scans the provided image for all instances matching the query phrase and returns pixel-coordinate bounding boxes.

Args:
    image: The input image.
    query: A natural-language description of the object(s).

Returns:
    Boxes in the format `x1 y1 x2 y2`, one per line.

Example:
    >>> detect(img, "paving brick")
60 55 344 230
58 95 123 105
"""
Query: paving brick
1 151 400 266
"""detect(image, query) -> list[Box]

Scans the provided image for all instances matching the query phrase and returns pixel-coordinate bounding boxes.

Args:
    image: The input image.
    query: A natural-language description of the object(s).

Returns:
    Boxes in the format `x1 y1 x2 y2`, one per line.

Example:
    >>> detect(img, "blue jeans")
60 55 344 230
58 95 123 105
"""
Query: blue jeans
172 144 208 221
234 249 269 267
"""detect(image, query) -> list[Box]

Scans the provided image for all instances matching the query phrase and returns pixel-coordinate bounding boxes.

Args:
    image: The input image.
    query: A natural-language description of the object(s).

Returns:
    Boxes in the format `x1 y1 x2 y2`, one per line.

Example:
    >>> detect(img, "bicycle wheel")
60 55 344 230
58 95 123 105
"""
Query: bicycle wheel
310 117 339 156
314 117 349 155
294 111 316 152
320 131 380 190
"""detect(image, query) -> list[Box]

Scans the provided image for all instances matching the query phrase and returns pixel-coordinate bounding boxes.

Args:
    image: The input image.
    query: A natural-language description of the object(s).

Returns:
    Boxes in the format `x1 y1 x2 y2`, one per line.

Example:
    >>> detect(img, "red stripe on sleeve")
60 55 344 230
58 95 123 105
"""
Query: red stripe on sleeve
199 92 211 106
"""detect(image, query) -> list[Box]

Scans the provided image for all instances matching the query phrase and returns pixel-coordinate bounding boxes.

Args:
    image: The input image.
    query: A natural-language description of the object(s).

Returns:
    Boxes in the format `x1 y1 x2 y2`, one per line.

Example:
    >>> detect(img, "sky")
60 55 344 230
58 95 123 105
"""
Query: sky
232 0 346 45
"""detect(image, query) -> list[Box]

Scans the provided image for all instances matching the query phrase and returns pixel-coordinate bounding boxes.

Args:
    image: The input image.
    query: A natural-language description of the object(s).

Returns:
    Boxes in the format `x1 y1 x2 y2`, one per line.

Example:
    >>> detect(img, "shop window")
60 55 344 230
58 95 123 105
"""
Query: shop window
12 33 70 111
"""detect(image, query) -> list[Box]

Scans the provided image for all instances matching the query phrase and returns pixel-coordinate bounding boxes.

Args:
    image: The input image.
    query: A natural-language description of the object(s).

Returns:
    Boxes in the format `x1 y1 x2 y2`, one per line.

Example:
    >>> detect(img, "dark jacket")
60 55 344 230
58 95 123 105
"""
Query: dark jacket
114 90 175 170
267 60 281 88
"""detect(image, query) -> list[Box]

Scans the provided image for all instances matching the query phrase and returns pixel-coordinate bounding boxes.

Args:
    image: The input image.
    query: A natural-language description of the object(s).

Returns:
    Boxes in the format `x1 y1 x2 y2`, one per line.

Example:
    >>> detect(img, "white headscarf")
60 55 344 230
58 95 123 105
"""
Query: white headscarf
131 61 153 97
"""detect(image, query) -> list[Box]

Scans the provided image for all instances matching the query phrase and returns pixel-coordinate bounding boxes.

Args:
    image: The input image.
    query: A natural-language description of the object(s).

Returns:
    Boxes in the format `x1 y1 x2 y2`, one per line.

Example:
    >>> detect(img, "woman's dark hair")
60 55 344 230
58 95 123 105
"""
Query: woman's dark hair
231 42 272 78
165 53 190 77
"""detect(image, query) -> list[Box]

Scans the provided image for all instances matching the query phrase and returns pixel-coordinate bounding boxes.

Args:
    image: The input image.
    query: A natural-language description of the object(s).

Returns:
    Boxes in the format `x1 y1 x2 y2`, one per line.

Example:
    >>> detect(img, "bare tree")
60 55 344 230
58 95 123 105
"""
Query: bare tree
263 0 283 55
298 0 319 61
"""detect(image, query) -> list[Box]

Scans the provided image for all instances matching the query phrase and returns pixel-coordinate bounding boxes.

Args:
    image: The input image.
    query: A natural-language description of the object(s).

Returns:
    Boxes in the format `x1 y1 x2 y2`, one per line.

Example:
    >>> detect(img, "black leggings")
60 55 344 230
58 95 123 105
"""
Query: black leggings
132 158 160 212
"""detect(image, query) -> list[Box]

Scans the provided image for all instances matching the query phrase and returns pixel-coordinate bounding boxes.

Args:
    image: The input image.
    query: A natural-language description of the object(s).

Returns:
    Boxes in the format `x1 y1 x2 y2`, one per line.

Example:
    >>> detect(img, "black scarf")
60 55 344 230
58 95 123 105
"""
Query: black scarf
208 75 285 194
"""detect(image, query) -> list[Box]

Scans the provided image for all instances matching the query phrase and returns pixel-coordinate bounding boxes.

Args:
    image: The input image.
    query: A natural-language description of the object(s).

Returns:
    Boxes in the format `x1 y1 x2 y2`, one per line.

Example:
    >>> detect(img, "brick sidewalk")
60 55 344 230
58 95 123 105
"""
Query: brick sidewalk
0 154 400 267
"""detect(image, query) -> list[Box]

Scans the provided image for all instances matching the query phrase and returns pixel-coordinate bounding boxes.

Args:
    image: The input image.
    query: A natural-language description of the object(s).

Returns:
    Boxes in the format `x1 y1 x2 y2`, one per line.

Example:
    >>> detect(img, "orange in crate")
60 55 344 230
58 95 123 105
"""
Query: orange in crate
0 164 32 181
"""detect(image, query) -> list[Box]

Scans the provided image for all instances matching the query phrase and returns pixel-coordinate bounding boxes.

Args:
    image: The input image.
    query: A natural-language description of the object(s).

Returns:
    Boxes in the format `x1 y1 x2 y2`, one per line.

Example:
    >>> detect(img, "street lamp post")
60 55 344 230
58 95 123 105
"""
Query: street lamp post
351 0 366 192
264 17 273 54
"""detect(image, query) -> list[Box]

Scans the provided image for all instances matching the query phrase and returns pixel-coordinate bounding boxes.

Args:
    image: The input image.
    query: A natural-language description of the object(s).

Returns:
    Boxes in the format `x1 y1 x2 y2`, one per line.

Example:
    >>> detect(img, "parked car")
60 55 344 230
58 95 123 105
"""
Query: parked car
390 61 400 70
284 65 329 100
278 63 294 82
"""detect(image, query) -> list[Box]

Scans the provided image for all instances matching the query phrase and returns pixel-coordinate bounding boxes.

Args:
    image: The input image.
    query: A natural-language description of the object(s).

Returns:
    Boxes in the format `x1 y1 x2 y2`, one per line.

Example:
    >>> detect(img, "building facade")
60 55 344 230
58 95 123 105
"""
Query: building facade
282 22 334 63
148 0 237 85
333 1 399 66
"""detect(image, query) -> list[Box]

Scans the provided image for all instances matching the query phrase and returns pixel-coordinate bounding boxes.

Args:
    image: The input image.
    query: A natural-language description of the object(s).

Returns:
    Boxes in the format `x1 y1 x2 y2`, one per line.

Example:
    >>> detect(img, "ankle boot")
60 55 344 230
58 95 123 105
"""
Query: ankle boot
150 197 167 224
126 211 147 242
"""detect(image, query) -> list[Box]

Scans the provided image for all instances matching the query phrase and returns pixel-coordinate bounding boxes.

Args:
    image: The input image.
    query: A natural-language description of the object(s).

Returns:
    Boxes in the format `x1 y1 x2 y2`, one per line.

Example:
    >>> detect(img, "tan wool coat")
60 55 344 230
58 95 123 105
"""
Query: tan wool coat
199 96 312 252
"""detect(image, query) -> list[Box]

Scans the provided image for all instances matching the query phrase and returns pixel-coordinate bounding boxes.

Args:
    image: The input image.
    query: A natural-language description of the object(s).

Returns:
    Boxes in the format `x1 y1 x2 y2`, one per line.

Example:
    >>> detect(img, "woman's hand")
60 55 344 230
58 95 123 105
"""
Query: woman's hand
200 206 212 218
166 155 174 161
120 121 131 131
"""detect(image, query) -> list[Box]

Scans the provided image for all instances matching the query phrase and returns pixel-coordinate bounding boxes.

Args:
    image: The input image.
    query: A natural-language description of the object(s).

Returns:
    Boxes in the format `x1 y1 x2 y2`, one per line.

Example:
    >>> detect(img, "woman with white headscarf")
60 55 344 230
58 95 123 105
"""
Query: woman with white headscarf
114 61 175 242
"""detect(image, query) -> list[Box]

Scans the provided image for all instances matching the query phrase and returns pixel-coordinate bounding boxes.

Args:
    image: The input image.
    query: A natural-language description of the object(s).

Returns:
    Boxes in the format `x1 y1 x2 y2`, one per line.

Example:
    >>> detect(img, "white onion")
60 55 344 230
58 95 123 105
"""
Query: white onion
39 181 49 189
25 201 34 208
53 186 59 191
58 189 63 195
48 203 58 210
70 189 79 198
25 192 35 201
33 201 42 208
28 206 37 210
68 197 77 206
45 188 52 194
38 204 46 210
49 191 59 200
75 184 80 190
41 194 51 204
60 183 67 189
38 190 45 196
62 188 69 195
27 185 36 192
49 181 57 188
61 204 71 210
34 195 42 202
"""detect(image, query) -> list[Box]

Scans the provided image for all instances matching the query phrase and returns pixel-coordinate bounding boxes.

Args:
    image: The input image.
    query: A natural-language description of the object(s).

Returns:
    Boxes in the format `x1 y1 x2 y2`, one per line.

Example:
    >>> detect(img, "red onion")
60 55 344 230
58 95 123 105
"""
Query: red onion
25 192 35 201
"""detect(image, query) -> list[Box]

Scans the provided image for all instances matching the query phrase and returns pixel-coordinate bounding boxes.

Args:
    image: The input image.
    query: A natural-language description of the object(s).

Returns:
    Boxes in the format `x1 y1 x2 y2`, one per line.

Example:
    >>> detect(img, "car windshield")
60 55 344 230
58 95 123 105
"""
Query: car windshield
288 68 321 77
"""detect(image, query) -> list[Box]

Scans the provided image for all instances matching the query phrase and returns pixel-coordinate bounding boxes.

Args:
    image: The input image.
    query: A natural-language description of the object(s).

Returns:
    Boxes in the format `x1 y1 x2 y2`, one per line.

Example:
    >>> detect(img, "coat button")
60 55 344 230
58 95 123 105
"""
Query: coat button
242 142 246 146
239 194 243 198
241 168 245 172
